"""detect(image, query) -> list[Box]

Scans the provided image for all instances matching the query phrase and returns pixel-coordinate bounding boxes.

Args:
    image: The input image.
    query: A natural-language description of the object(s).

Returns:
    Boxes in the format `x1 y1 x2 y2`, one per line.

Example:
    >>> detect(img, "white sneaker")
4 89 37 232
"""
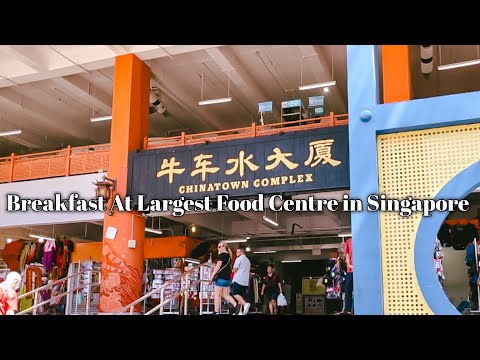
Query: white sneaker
243 303 251 315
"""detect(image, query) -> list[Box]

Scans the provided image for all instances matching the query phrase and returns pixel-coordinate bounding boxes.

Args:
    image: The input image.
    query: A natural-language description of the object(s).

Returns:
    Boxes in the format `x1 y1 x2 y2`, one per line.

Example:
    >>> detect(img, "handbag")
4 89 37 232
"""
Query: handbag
212 256 230 282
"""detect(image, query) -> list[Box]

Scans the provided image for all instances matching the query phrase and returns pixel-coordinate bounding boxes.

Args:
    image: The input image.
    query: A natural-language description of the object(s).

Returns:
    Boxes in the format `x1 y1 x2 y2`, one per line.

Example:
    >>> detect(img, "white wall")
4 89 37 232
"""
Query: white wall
442 246 470 307
0 173 105 228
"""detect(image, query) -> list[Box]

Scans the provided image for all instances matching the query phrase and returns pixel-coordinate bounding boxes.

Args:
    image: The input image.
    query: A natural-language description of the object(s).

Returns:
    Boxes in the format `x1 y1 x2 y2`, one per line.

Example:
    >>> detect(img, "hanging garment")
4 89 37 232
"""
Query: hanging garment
1 241 24 271
34 242 45 264
42 240 56 272
27 243 37 264
25 266 43 296
66 240 74 265
19 286 33 312
19 243 31 272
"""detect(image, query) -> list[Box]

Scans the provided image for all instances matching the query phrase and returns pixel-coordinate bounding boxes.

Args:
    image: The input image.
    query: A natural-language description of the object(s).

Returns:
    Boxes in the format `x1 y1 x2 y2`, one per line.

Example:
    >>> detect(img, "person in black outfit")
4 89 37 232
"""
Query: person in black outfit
209 241 240 315
261 264 282 315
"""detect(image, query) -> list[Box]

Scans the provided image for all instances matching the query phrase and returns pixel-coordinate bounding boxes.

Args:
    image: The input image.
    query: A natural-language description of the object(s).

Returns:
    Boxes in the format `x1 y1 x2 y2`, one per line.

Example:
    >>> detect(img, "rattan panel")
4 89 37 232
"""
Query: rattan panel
377 123 480 314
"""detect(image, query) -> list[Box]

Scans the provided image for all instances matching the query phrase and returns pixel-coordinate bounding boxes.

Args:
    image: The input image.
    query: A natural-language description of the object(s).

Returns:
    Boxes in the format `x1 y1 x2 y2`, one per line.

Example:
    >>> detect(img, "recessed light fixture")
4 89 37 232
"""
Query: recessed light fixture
299 80 336 91
198 63 233 106
29 234 55 242
0 130 22 137
262 216 278 227
145 228 163 235
90 115 112 122
224 239 248 244
198 97 232 106
6 238 13 244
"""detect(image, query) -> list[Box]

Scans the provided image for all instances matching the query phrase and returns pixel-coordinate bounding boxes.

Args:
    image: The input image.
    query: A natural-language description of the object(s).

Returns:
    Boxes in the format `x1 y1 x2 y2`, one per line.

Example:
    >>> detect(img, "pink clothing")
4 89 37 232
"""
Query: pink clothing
345 238 353 273
43 240 56 253
0 282 18 315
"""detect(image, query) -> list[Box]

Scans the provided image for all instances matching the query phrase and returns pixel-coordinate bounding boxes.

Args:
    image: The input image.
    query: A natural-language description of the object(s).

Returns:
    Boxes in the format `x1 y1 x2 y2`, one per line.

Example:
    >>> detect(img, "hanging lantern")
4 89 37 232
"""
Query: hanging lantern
93 175 116 203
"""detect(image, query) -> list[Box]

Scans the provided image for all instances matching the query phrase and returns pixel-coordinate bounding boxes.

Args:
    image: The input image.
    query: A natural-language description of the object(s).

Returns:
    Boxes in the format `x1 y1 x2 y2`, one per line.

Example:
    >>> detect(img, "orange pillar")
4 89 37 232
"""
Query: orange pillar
98 54 150 313
382 45 412 103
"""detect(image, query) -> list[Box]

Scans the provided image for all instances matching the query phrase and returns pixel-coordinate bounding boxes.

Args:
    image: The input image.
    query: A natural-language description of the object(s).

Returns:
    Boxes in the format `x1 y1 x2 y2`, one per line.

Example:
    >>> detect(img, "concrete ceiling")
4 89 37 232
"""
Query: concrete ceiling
0 45 348 156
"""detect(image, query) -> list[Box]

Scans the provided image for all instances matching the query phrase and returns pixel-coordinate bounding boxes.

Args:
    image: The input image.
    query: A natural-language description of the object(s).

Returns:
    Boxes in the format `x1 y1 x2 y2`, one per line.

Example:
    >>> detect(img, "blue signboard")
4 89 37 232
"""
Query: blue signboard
314 107 324 115
258 101 273 113
309 96 324 107
127 126 349 201
281 99 302 109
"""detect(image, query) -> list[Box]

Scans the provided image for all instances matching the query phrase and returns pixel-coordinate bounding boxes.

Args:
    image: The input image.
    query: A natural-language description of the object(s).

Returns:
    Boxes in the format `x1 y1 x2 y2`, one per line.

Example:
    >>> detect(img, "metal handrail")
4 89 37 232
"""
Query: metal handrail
115 263 211 315
18 270 100 300
16 281 99 315
145 276 205 315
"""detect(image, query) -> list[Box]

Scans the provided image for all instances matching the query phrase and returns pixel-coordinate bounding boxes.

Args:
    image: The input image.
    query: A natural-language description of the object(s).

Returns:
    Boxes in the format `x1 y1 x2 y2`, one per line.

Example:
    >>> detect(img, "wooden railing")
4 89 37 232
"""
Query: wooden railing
146 112 348 149
0 113 348 183
0 144 110 184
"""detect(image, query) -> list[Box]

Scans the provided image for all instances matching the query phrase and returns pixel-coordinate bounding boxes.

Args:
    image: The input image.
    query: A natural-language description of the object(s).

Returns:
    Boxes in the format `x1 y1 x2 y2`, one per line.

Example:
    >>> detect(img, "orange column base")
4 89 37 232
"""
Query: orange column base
99 211 146 313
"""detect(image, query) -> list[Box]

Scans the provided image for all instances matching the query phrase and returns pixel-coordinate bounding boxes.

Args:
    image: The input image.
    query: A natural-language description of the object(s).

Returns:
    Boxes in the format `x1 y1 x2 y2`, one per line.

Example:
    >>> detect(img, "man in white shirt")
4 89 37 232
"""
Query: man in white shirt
232 247 251 315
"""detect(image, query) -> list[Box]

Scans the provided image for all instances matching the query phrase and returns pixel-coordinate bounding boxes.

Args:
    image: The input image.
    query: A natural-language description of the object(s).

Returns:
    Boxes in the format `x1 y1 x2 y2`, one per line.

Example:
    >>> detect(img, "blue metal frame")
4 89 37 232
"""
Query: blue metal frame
415 162 480 315
347 45 480 314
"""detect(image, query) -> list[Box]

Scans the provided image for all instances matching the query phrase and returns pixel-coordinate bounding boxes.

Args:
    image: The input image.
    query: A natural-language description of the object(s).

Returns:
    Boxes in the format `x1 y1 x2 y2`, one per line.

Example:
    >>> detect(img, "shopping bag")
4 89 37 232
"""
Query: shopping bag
277 293 287 306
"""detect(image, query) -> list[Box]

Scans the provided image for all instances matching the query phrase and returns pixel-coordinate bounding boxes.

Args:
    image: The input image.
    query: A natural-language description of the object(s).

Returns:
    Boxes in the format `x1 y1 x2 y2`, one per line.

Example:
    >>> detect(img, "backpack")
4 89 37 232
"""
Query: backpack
453 225 468 250
437 224 452 247
466 243 476 267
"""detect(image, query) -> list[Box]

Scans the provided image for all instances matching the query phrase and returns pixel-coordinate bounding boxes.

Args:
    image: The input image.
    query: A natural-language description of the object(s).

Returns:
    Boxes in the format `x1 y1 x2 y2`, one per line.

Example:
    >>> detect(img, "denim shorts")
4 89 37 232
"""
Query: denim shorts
214 278 231 288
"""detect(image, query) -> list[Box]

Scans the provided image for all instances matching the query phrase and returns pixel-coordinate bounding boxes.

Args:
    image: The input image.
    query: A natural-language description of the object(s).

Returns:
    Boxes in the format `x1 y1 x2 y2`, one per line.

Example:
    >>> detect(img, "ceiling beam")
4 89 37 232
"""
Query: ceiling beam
205 47 281 120
299 45 347 112
0 46 49 72
150 62 229 131
149 74 212 131
0 87 88 140
51 74 112 115
106 45 130 55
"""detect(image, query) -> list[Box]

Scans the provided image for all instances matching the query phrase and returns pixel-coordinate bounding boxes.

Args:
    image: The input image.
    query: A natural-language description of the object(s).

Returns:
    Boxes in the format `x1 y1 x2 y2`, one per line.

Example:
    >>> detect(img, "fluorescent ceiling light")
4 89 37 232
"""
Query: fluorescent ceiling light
438 59 480 71
90 115 112 122
281 260 302 263
253 250 277 254
185 258 200 265
224 239 248 243
0 130 22 137
338 233 352 238
262 216 278 227
145 228 163 235
29 234 55 242
198 97 232 106
299 80 336 91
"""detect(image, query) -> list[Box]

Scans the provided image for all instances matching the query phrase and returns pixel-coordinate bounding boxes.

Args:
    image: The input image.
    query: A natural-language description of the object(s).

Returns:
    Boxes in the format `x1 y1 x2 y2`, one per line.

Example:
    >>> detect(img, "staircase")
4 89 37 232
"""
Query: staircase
115 263 215 315
16 267 101 315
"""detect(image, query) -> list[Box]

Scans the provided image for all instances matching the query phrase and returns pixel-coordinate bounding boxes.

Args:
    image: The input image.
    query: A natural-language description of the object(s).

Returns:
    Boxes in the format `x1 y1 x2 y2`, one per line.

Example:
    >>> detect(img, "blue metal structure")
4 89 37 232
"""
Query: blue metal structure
347 45 480 314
